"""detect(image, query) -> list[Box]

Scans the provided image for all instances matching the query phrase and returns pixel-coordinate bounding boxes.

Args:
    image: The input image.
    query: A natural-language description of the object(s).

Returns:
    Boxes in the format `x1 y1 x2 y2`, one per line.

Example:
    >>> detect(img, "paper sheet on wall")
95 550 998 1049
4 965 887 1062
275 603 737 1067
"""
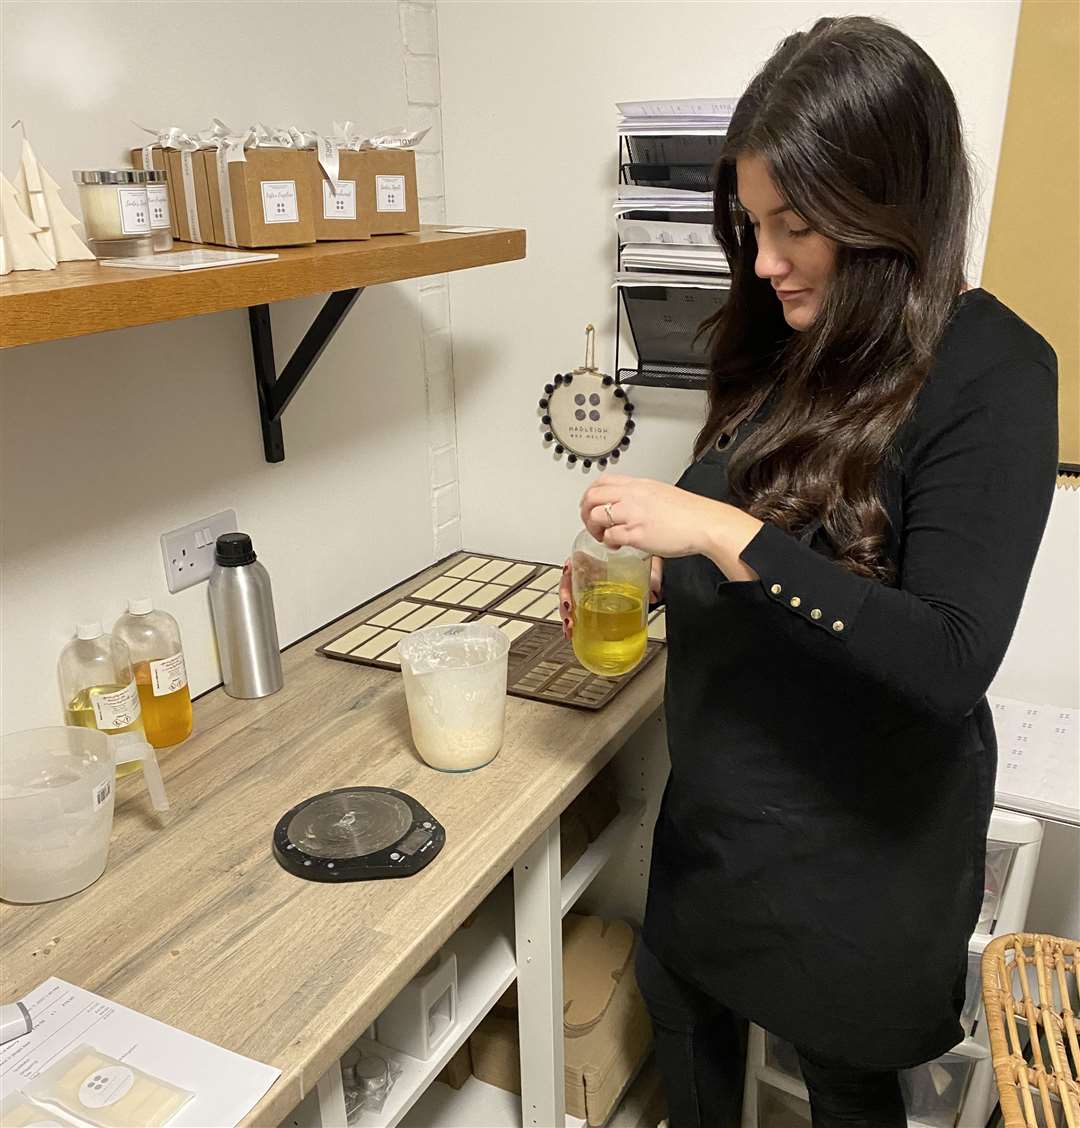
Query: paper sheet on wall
0 978 280 1127
990 696 1079 826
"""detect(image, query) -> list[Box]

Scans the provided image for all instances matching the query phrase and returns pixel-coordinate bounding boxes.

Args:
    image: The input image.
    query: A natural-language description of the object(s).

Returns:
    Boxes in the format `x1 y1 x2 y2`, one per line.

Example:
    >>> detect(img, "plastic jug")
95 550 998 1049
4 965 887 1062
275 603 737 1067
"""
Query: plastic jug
570 529 651 677
399 623 510 772
0 726 168 904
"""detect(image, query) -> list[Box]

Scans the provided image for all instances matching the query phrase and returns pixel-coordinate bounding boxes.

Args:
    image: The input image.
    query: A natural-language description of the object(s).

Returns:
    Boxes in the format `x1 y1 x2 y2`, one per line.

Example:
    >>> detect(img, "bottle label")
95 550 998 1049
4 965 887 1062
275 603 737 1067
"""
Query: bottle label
91 682 141 730
149 652 188 696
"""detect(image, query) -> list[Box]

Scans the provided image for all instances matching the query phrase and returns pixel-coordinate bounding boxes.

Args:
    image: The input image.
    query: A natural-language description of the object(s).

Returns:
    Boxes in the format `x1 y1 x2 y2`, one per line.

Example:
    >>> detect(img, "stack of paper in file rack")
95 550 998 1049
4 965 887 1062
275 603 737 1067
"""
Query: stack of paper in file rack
617 97 738 134
614 99 736 387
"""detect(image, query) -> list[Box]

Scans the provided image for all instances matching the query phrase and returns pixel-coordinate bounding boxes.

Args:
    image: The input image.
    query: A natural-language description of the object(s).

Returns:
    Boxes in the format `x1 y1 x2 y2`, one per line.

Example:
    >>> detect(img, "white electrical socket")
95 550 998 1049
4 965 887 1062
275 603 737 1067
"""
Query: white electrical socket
161 510 239 593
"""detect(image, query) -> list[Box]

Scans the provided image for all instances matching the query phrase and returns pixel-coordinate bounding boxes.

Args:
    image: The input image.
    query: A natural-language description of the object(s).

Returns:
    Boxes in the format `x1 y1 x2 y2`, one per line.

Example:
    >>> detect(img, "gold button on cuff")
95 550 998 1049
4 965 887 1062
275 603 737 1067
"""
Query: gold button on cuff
770 584 782 595
832 620 845 632
789 596 801 608
810 609 822 620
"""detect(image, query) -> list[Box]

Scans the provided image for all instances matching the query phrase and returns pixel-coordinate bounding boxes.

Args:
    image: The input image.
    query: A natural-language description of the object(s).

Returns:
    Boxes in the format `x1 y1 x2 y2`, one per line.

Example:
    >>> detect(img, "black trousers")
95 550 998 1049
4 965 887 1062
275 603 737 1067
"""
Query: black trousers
635 940 907 1128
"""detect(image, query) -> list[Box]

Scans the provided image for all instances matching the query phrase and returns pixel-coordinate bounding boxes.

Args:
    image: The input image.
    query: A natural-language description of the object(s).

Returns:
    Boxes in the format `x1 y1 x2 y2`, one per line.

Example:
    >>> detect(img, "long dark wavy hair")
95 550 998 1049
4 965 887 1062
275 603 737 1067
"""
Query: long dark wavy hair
698 16 972 580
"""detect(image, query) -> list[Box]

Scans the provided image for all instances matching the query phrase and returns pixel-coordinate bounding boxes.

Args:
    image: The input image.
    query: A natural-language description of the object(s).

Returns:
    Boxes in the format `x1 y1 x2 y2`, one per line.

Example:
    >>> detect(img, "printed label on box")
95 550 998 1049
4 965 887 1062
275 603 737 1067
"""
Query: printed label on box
90 681 141 730
322 179 357 220
150 651 188 696
376 174 407 213
146 184 171 229
261 180 299 224
118 187 151 235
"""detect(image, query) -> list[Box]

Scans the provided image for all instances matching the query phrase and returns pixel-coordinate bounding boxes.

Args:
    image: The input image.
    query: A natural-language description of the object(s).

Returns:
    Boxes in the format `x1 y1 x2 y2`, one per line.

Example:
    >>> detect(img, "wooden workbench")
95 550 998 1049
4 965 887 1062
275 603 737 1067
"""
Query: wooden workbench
0 554 665 1127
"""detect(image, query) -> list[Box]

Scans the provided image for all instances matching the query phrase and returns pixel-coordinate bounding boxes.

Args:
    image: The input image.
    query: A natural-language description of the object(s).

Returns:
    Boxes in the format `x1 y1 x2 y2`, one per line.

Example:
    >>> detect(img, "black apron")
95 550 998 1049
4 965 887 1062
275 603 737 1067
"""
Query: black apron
641 422 990 1069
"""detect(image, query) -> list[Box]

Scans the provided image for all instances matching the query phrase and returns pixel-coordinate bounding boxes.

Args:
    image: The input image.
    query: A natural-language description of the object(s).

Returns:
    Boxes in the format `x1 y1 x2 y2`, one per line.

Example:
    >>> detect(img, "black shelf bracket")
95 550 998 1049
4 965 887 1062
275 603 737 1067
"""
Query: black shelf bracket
248 287 365 462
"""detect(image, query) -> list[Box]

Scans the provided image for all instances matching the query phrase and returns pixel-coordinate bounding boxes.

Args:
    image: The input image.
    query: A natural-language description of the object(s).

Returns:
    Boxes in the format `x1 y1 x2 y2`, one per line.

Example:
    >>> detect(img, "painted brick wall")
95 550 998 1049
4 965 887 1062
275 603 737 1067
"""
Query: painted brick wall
399 0 462 558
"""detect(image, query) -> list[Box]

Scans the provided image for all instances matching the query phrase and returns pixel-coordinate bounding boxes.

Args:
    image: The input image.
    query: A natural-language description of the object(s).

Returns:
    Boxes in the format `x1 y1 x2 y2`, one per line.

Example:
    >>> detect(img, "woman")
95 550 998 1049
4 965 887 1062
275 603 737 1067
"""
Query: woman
562 16 1058 1127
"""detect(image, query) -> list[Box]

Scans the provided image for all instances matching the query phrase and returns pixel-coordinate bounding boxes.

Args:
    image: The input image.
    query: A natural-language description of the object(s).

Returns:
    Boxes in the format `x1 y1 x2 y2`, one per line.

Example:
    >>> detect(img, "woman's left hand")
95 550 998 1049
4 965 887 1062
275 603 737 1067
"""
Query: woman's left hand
580 474 764 580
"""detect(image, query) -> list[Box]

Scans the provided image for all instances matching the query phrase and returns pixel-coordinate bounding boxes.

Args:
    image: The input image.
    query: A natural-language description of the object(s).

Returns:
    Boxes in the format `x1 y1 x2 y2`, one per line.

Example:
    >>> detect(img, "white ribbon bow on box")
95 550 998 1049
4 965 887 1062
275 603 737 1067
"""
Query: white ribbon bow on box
132 122 205 242
285 127 341 189
197 119 255 246
330 122 430 152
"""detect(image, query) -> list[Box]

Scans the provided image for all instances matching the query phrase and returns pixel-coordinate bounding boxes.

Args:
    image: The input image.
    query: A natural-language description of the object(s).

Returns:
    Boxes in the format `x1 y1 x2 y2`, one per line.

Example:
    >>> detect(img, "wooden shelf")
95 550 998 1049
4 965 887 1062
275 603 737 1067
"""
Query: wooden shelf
0 226 525 349
399 1076 586 1128
350 883 516 1128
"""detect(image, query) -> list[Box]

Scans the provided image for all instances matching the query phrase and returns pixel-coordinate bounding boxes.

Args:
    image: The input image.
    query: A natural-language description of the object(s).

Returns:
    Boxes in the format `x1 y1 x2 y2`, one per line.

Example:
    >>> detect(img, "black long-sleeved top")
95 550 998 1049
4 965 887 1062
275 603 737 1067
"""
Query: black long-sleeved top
641 289 1058 1067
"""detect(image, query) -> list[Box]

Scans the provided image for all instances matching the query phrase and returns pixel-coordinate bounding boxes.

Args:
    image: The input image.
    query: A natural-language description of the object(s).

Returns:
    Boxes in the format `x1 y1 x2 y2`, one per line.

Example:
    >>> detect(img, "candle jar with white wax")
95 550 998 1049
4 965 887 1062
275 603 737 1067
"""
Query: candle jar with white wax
73 169 155 257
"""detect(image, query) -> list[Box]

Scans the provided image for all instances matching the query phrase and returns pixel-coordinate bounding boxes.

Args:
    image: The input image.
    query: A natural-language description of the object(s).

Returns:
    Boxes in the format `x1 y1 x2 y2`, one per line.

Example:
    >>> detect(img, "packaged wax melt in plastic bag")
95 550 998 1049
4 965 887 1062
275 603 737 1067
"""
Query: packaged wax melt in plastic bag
24 1045 194 1127
0 1091 81 1127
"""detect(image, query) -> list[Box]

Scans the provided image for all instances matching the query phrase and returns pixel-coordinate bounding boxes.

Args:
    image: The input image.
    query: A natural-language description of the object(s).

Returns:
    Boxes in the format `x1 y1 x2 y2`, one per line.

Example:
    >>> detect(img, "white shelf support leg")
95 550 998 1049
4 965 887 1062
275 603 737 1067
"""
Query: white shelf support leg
514 820 566 1128
315 1060 347 1128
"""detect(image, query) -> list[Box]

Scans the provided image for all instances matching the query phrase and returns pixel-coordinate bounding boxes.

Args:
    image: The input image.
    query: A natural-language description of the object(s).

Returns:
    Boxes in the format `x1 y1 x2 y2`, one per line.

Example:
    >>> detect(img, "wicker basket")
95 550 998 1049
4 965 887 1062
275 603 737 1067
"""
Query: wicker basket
982 932 1080 1127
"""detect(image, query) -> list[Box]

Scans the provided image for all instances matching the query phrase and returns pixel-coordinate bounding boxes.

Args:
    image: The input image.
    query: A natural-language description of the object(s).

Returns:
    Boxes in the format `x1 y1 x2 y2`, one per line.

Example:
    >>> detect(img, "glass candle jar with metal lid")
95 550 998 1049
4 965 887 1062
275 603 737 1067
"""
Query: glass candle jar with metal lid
72 169 154 257
140 168 173 251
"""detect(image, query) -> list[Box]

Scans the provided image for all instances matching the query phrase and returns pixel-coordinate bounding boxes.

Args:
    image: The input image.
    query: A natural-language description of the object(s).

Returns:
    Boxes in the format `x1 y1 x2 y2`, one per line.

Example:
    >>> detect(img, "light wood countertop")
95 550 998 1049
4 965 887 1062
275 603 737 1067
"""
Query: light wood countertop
0 555 665 1126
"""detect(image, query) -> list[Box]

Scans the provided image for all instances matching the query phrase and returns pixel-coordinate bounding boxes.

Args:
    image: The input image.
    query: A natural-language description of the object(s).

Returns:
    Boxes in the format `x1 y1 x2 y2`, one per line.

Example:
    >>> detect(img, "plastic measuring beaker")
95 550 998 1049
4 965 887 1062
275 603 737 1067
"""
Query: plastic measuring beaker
399 623 510 772
0 726 168 903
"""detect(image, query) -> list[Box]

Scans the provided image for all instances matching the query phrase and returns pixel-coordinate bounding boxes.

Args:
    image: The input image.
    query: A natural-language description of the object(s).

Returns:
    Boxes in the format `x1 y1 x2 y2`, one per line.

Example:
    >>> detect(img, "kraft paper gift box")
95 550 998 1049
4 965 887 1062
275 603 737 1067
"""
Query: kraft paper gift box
353 148 420 236
130 145 178 237
307 148 373 241
163 148 214 244
204 147 315 248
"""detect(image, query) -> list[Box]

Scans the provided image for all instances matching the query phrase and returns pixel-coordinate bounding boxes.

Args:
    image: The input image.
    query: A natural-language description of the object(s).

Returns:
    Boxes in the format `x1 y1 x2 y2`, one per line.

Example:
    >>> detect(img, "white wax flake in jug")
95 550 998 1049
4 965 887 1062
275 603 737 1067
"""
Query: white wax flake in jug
24 1046 194 1128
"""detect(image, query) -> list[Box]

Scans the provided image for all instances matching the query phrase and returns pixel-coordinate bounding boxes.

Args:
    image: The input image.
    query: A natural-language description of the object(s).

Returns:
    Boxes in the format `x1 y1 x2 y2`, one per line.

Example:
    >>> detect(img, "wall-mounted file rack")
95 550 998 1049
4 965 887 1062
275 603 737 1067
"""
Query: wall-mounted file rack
613 110 732 391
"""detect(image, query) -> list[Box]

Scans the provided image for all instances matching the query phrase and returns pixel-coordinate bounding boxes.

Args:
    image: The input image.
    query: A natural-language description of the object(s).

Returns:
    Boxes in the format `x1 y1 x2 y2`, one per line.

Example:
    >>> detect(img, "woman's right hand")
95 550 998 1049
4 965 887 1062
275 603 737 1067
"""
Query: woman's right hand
560 556 664 641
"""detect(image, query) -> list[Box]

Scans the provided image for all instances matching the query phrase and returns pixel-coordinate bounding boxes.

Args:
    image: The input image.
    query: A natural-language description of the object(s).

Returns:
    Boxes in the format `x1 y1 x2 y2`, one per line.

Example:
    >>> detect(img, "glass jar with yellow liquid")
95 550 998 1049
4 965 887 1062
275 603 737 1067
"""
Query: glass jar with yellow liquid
114 600 192 749
58 623 144 775
570 530 651 677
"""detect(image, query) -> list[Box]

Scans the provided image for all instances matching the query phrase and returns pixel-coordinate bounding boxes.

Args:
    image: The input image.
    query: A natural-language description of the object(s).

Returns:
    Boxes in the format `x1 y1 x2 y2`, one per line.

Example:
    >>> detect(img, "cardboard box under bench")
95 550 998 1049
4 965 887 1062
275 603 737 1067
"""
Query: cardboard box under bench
469 915 652 1126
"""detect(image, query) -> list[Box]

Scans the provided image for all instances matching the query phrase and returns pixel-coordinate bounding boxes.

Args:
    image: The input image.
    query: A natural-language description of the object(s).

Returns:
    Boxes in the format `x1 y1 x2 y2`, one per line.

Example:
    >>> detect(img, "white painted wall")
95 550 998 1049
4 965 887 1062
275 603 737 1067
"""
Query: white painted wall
439 0 1022 562
439 2 1077 931
992 485 1080 940
0 1 457 732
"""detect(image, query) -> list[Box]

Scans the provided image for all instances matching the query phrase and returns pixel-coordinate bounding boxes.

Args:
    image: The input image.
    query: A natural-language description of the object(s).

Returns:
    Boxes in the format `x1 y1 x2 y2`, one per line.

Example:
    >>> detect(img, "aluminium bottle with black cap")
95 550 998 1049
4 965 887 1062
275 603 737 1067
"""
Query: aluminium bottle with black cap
208 532 284 699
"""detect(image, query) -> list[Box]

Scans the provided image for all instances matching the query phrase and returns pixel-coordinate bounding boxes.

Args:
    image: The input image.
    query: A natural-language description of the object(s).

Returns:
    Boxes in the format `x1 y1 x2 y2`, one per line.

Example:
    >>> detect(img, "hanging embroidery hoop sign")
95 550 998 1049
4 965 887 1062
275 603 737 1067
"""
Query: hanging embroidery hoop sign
538 325 636 470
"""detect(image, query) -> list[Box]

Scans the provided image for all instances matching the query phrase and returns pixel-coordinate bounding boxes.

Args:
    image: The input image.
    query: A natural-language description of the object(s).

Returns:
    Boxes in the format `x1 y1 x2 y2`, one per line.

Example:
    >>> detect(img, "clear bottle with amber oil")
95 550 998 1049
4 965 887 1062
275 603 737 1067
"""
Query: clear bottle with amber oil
570 530 651 677
59 623 144 776
114 599 192 749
